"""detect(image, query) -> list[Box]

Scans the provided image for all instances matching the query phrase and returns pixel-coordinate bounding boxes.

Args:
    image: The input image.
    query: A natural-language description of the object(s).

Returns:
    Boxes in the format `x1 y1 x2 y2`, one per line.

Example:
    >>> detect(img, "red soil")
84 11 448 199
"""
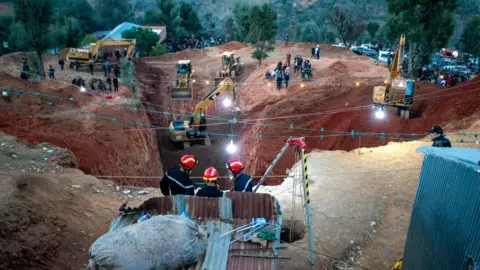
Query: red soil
0 72 162 186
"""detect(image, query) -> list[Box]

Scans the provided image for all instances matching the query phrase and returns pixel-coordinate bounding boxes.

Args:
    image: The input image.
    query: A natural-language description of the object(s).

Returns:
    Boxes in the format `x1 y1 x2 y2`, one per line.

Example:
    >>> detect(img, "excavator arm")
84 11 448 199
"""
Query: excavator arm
192 77 235 126
89 39 136 61
388 34 405 84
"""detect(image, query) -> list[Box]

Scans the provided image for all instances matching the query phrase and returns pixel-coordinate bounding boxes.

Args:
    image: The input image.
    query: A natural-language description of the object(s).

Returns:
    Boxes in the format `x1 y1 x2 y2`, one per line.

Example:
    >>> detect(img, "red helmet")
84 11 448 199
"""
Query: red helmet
226 158 244 174
203 167 218 182
180 154 197 170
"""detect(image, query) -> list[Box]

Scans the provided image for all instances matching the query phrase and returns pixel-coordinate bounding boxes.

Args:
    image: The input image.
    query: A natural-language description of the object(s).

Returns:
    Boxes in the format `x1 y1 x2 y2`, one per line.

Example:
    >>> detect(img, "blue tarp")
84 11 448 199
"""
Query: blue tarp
102 22 140 40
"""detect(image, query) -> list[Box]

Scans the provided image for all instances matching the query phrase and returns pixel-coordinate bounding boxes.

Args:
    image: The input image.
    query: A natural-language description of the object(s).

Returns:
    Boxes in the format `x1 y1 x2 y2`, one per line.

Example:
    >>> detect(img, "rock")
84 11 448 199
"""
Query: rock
122 189 131 195
138 189 148 195
12 154 18 158
72 185 81 188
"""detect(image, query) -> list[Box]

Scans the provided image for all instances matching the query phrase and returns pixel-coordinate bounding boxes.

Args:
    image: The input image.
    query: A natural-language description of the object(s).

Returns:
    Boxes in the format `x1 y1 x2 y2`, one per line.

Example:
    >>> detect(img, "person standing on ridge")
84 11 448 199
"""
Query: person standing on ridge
428 126 451 147
160 155 198 196
58 58 65 71
196 167 224 198
226 158 253 192
48 65 55 79
315 44 321 59
113 77 119 92
284 65 290 87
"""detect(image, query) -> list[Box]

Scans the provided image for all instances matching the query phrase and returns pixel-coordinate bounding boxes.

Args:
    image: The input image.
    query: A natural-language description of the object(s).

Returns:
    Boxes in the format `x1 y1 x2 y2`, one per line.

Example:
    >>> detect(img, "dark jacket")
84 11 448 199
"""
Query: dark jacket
232 173 253 192
196 185 224 198
432 136 451 147
160 167 195 196
58 59 64 66
113 78 119 86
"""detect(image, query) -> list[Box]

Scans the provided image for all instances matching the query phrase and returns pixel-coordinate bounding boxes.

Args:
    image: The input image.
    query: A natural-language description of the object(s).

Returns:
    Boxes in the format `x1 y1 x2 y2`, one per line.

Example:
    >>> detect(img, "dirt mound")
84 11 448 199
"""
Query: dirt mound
329 60 349 73
241 78 480 181
0 72 163 186
216 41 248 52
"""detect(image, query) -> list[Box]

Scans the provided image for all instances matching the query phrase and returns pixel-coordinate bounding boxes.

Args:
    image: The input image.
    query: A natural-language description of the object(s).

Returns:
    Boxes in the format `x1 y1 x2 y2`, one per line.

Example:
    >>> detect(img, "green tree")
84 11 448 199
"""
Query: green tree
63 17 84 47
151 43 168 56
386 0 458 70
232 2 252 42
14 0 53 78
94 0 131 29
366 21 380 40
301 22 320 42
0 16 13 55
458 15 480 59
81 33 97 46
246 4 277 65
143 0 202 38
122 27 159 54
55 0 97 33
327 6 365 48
223 16 237 42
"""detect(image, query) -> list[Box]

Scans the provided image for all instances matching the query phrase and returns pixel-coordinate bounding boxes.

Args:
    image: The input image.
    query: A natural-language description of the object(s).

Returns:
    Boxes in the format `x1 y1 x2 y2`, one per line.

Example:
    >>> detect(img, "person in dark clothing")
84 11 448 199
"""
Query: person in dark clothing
226 158 253 192
160 155 197 196
88 61 94 75
196 167 224 198
106 76 112 91
428 126 451 147
284 66 290 87
97 80 105 91
311 47 315 58
58 58 65 71
275 69 282 90
113 64 120 78
123 48 128 57
72 78 77 85
115 49 121 61
48 65 55 79
113 77 119 92
75 61 80 72
90 79 96 91
265 70 272 80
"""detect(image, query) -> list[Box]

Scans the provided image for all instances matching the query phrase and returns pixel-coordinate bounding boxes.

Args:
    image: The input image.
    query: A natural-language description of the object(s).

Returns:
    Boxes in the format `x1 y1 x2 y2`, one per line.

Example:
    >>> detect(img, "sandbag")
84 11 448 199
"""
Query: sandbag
88 215 207 270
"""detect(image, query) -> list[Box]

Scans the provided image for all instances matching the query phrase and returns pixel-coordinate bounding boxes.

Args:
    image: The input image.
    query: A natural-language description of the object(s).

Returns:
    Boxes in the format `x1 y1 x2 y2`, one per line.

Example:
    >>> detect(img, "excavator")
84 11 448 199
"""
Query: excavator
171 60 195 100
169 77 237 149
372 34 415 119
66 39 136 69
214 52 244 86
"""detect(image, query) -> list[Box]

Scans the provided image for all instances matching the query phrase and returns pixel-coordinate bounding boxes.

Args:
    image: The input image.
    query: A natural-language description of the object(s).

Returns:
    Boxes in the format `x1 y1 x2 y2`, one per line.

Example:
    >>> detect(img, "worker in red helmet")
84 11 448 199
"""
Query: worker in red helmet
226 158 253 192
196 167 224 198
160 154 197 196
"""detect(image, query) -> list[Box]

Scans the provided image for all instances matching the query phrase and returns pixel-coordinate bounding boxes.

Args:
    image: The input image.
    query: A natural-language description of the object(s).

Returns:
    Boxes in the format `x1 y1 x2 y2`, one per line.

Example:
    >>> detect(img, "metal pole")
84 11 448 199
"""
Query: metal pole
301 149 315 266
253 142 290 192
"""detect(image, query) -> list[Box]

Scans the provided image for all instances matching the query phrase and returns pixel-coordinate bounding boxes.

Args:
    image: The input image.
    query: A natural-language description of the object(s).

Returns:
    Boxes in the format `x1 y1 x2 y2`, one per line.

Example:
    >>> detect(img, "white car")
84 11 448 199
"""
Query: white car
332 43 347 48
360 44 376 50
378 50 391 62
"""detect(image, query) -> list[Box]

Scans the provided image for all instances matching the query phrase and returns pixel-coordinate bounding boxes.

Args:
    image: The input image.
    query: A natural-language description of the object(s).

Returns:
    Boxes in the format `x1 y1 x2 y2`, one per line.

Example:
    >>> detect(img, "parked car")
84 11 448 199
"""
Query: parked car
378 50 392 62
350 46 363 55
363 49 379 59
332 43 347 48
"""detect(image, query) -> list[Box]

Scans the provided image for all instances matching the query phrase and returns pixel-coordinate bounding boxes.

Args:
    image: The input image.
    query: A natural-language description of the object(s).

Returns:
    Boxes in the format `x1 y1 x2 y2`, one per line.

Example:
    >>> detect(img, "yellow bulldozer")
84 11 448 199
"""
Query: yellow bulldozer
171 60 195 100
66 39 136 69
372 34 415 119
169 77 237 149
214 52 244 86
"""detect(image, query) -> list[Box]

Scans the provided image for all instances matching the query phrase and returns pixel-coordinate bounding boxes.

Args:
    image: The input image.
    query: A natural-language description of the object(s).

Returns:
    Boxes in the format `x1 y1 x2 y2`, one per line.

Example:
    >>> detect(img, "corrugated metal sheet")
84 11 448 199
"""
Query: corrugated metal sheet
102 22 139 40
108 193 281 270
403 147 480 270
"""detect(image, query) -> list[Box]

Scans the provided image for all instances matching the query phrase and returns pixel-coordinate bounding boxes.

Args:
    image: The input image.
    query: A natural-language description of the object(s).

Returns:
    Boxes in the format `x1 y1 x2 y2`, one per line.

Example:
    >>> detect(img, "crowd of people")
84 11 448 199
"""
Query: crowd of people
419 65 472 87
264 53 314 90
160 155 253 197
164 36 225 52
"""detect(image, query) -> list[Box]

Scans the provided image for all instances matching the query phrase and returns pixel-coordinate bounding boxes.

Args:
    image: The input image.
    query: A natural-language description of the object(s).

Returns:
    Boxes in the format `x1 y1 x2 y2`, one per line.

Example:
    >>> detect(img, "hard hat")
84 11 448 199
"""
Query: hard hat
180 154 198 170
226 158 244 174
203 167 218 182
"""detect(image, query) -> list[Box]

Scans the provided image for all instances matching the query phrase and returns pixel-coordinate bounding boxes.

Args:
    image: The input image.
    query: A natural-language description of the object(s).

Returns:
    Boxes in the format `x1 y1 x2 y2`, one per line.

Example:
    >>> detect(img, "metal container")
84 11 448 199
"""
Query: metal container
403 147 480 270
405 79 415 97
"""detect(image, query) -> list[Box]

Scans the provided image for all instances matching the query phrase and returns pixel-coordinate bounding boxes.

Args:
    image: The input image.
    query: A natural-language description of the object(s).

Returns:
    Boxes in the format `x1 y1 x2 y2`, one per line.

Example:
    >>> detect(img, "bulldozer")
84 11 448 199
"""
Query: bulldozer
214 52 244 86
66 39 136 70
171 60 195 100
372 34 415 119
169 77 238 149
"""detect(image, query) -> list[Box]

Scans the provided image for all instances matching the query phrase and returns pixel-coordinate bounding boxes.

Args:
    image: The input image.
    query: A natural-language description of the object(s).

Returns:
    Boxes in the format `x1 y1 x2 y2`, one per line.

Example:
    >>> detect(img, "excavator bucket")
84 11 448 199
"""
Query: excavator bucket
171 87 193 100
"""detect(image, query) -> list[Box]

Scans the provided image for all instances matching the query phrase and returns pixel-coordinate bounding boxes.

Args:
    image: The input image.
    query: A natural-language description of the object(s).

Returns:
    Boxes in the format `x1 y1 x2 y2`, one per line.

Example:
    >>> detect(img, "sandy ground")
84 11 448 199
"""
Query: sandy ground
258 121 480 270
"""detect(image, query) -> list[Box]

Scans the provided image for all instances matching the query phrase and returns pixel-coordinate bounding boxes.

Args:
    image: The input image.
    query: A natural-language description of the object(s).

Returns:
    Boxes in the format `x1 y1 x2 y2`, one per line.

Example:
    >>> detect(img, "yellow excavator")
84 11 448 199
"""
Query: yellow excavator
214 52 244 86
66 39 136 69
372 34 415 119
169 77 236 149
171 60 195 100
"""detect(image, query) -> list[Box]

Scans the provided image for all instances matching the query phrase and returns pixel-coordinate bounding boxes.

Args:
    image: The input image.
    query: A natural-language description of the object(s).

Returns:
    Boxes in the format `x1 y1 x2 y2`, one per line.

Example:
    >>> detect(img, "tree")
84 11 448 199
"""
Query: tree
0 16 13 55
386 0 458 70
94 0 131 29
151 43 168 56
56 0 97 33
366 21 380 40
14 0 53 78
122 27 159 55
142 0 202 38
81 34 97 46
223 16 237 42
232 2 252 42
246 4 277 65
300 22 320 42
327 6 365 48
459 15 480 59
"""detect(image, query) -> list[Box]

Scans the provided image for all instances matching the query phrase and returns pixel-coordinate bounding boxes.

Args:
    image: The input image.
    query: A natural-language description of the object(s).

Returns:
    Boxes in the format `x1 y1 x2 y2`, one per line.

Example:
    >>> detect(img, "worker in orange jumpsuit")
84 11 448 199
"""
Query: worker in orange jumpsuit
226 158 253 192
196 167 224 198
160 155 197 196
